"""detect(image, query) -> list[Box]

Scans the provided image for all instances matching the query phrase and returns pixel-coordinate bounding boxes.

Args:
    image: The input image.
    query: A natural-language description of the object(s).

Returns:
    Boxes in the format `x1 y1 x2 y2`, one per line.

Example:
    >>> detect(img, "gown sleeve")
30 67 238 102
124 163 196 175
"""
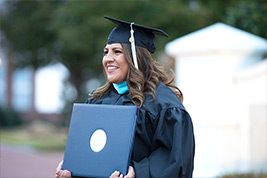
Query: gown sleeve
132 107 195 178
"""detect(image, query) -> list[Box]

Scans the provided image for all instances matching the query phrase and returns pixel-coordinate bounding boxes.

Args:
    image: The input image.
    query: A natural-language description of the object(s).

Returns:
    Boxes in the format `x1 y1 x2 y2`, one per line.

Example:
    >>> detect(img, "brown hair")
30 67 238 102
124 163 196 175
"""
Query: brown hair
89 43 183 107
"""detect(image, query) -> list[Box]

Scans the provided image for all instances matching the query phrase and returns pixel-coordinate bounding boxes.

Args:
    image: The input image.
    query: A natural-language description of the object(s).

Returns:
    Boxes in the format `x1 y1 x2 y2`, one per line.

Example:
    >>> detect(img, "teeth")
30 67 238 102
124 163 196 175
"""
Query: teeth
108 66 118 70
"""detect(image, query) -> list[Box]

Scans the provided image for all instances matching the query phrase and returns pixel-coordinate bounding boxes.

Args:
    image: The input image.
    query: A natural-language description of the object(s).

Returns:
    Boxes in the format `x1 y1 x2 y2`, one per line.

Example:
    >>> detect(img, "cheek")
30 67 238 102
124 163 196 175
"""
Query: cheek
122 61 129 77
102 59 107 71
124 63 129 73
102 58 105 67
121 56 128 69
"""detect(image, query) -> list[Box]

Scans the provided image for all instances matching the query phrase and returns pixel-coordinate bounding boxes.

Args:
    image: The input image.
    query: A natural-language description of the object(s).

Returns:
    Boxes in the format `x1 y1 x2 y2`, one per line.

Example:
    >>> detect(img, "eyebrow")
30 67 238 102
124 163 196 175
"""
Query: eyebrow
104 46 123 51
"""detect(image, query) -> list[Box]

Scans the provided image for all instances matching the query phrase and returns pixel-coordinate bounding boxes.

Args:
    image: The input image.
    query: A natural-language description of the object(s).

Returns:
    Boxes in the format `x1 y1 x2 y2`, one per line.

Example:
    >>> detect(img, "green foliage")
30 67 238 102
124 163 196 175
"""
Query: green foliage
1 0 266 105
0 1 59 68
0 107 24 127
223 0 267 39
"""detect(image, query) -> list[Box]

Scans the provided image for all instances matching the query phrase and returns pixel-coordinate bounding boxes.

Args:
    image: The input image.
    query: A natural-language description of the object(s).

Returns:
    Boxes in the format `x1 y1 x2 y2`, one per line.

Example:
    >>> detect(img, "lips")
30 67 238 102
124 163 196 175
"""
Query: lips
107 65 119 73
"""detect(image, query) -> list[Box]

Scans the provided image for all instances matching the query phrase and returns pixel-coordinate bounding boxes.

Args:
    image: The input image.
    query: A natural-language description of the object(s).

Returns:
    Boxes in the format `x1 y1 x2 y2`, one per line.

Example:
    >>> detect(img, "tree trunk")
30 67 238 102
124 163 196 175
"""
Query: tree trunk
6 48 13 108
70 70 84 103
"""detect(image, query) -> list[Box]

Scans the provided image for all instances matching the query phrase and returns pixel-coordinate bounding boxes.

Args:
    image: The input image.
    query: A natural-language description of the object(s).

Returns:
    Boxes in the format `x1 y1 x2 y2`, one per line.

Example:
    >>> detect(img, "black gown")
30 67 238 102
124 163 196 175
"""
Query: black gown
86 82 195 178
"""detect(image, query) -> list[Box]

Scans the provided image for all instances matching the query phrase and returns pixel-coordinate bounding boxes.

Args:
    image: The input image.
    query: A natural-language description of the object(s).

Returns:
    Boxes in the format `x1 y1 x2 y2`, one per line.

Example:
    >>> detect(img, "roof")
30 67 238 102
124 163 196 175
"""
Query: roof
165 22 267 56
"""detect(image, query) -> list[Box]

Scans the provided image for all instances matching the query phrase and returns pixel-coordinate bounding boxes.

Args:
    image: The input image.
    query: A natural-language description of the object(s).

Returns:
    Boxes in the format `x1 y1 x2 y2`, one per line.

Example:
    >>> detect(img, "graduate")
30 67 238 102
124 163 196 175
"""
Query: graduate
56 16 195 178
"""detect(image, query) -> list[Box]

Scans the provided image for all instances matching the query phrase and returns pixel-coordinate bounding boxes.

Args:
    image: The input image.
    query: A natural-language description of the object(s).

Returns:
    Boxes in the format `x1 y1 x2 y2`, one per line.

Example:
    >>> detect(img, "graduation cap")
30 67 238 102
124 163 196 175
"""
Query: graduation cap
105 16 168 70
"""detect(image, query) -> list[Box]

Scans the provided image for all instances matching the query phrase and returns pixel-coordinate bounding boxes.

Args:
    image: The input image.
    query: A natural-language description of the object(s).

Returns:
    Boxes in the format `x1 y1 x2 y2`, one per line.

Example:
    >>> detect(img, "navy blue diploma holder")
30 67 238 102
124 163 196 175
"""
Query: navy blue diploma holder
63 103 138 178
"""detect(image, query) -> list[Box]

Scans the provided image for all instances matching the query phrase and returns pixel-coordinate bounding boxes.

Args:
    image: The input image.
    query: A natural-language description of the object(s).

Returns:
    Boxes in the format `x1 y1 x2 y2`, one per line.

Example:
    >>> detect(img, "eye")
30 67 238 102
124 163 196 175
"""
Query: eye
115 50 122 54
103 50 108 56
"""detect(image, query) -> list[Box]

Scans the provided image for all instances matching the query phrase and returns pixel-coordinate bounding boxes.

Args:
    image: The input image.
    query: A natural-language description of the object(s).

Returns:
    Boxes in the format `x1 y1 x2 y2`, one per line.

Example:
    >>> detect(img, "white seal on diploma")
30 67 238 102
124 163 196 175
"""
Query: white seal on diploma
90 129 107 152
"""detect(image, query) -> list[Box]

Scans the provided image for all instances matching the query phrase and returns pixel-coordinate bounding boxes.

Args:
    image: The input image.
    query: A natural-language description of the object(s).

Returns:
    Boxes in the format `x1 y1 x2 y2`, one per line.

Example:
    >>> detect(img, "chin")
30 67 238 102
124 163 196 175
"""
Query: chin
107 78 117 83
109 80 120 84
107 74 125 84
108 78 123 84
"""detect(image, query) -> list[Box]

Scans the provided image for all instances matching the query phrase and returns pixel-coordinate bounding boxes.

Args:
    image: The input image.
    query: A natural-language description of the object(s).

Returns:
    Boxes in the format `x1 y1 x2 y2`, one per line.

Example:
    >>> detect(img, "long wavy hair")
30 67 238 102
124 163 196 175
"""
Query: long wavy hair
89 43 183 107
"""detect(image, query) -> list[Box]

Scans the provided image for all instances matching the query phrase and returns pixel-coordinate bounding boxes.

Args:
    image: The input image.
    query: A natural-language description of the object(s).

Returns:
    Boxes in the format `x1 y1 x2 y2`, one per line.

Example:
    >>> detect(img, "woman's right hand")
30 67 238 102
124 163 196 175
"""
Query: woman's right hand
55 160 72 178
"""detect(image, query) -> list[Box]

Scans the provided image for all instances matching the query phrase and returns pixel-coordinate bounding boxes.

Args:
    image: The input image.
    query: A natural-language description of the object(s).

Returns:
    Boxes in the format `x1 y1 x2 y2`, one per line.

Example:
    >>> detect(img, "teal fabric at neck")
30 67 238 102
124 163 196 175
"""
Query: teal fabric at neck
113 81 129 94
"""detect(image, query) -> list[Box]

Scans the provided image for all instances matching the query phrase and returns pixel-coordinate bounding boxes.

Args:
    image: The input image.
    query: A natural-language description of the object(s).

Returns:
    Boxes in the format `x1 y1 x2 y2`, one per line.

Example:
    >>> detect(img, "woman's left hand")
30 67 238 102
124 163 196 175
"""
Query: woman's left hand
124 166 135 178
109 166 135 178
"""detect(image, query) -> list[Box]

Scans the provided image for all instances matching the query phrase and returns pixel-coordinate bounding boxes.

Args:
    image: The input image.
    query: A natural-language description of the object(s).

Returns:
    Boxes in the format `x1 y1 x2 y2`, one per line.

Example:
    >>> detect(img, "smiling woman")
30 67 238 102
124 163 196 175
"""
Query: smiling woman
56 16 195 178
103 43 129 84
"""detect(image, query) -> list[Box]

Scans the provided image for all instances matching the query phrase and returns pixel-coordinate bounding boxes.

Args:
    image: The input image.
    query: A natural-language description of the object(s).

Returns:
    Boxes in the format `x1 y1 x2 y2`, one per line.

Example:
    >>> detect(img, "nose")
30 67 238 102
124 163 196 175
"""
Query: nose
103 51 115 63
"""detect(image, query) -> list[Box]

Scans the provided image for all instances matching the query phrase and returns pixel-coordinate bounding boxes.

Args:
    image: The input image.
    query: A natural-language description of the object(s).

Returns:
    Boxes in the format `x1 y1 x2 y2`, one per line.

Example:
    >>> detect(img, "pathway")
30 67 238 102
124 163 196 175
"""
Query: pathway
0 144 64 178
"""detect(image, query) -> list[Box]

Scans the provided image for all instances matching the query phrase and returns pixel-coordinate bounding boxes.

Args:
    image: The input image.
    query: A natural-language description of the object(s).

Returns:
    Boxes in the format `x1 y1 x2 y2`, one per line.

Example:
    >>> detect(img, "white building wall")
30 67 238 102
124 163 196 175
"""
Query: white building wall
175 52 255 176
165 23 267 177
233 60 267 173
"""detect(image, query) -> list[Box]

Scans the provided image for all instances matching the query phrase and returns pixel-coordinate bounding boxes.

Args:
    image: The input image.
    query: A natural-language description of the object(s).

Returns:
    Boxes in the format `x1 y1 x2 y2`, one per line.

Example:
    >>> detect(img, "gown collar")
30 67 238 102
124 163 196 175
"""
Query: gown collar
112 81 129 94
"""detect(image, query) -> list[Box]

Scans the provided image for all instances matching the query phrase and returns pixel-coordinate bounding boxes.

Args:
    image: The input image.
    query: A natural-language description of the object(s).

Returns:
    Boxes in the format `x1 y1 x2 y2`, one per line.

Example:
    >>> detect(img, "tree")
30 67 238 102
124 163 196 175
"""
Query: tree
223 0 267 39
1 0 212 103
48 0 214 102
1 1 59 68
195 0 267 39
1 0 265 114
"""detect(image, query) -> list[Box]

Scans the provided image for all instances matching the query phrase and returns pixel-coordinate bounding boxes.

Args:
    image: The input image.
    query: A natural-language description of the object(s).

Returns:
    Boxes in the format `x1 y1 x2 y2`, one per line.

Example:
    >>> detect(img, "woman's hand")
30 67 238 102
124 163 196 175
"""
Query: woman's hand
109 171 124 178
124 166 135 178
55 160 72 178
109 166 135 178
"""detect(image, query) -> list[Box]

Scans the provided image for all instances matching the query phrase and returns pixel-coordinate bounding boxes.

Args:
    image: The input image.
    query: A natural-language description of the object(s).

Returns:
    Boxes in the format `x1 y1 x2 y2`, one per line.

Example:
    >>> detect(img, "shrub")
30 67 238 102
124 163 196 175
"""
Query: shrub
0 107 24 127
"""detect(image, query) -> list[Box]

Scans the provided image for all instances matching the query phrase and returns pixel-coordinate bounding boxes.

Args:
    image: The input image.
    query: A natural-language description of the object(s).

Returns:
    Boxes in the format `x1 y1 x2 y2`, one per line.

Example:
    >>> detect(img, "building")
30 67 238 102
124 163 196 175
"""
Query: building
165 23 267 177
0 47 68 122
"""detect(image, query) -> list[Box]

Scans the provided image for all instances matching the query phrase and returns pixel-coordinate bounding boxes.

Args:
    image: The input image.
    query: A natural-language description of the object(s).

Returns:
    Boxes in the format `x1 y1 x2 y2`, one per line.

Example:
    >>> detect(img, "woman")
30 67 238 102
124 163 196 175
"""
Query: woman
56 16 195 178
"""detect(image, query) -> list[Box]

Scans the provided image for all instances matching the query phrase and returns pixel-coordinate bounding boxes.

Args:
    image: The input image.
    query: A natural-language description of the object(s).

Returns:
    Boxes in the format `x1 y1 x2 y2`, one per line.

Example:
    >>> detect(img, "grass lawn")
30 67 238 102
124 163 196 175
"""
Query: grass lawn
218 173 267 178
0 121 68 151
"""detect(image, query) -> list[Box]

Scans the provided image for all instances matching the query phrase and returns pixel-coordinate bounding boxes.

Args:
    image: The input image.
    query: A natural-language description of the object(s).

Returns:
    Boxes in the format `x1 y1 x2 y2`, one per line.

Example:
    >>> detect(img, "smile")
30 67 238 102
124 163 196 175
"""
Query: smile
107 66 119 72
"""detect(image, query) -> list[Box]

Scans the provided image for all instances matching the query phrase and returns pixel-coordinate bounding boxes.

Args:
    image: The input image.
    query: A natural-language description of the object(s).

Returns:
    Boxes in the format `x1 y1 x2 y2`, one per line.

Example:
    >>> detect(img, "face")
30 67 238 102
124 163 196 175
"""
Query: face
103 43 129 84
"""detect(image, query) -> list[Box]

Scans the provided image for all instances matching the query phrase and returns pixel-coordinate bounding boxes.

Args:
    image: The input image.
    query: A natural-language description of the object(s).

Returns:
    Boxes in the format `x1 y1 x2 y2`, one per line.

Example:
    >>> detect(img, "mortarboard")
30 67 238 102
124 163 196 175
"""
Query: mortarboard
105 16 168 69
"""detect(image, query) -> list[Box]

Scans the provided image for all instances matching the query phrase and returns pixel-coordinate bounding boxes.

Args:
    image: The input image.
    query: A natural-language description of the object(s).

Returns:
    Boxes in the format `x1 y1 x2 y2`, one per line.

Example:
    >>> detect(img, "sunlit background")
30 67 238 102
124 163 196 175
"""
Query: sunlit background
0 0 266 178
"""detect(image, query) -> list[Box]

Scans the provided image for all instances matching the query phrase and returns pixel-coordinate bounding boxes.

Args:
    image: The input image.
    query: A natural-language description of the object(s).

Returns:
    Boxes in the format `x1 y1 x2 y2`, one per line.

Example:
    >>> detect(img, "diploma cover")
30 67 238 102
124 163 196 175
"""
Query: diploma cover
62 103 139 178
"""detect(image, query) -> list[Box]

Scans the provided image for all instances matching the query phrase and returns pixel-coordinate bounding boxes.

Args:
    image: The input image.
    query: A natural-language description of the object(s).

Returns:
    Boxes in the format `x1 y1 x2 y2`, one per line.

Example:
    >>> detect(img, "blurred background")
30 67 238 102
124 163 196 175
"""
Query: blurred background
0 0 266 177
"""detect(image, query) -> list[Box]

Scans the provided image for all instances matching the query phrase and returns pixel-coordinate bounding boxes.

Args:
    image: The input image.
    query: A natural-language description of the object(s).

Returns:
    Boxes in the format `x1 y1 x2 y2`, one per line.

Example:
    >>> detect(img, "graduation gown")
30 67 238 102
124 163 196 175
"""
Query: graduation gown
87 82 195 178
